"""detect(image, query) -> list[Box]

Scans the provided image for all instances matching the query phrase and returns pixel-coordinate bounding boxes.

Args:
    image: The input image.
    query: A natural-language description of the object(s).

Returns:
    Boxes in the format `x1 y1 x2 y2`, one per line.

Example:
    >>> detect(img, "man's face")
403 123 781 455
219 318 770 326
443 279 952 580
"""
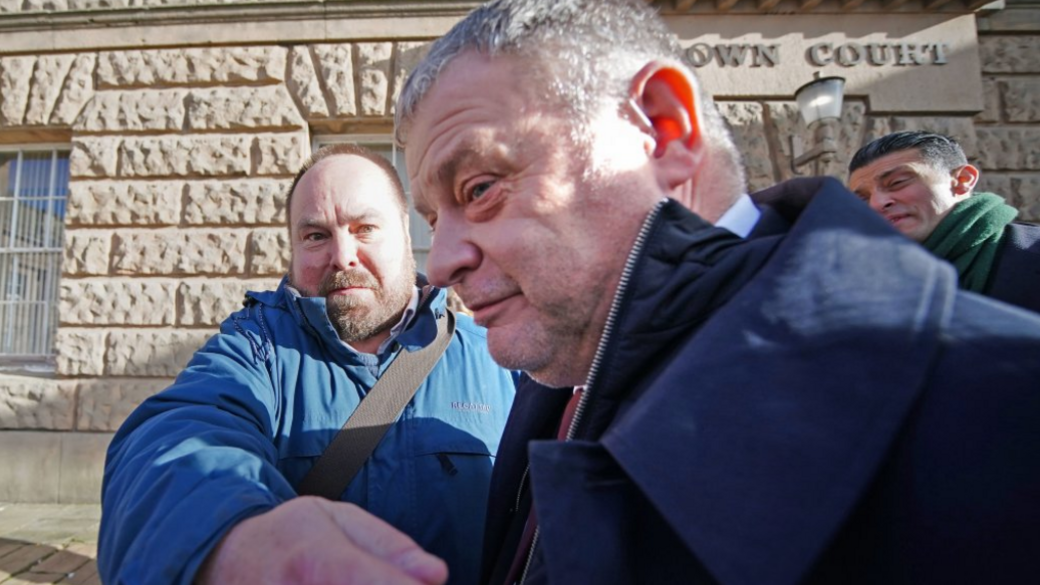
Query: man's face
405 52 661 386
289 155 415 344
848 149 962 242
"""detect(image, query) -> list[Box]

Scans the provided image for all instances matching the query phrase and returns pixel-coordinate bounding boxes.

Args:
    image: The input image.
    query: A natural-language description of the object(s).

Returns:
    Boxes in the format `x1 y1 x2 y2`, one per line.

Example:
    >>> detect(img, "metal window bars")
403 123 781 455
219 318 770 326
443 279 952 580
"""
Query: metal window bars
0 148 69 359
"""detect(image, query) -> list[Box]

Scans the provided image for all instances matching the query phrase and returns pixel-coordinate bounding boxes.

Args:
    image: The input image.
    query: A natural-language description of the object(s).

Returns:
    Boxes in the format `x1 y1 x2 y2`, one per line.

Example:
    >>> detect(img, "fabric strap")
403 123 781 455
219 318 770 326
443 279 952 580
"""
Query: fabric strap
922 192 1018 292
297 309 456 500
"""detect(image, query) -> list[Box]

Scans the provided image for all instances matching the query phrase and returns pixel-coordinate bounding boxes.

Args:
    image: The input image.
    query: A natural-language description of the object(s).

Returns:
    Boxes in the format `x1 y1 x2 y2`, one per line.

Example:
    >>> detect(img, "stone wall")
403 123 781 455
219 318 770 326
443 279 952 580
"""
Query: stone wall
975 4 1040 220
0 40 426 502
1 7 1038 503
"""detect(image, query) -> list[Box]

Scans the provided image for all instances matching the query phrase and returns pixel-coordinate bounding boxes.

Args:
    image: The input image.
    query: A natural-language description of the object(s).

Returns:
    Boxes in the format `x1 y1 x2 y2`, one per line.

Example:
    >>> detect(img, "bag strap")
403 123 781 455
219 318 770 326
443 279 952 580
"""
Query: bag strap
297 309 456 500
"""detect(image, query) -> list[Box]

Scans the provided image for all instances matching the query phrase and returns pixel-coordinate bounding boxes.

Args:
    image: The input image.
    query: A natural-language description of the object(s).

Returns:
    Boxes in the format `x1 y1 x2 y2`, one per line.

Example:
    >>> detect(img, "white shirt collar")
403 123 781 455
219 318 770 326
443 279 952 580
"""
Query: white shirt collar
714 193 760 239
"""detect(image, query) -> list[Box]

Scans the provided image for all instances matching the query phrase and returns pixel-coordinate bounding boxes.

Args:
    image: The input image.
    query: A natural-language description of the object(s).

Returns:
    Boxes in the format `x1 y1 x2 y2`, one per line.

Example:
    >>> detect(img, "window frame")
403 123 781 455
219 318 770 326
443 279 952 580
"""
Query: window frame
310 134 431 273
0 143 71 374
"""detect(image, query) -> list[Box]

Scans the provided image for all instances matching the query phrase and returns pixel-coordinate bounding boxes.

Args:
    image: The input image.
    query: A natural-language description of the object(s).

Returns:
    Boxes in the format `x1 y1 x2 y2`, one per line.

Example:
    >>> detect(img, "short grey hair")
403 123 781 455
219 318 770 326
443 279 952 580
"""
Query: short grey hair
394 0 744 193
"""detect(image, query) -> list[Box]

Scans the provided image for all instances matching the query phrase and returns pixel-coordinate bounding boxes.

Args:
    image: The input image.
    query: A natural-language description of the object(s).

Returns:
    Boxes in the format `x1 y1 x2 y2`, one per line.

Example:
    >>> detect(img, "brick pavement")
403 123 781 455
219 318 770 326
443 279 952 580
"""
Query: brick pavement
0 503 100 585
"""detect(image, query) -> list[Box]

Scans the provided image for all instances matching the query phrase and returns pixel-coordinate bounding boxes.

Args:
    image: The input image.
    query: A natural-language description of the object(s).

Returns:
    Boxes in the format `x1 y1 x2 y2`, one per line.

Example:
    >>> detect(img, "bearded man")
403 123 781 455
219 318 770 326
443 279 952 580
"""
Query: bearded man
99 144 516 585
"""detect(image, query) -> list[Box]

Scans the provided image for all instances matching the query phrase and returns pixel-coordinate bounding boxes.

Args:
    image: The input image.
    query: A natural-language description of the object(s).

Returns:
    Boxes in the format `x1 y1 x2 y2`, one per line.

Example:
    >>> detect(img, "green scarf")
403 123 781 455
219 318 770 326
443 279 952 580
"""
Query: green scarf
922 192 1018 292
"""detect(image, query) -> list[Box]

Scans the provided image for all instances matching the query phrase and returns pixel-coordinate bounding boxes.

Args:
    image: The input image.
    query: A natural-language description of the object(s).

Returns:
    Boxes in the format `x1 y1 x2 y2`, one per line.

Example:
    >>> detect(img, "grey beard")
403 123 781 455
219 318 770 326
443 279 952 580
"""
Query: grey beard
318 265 415 345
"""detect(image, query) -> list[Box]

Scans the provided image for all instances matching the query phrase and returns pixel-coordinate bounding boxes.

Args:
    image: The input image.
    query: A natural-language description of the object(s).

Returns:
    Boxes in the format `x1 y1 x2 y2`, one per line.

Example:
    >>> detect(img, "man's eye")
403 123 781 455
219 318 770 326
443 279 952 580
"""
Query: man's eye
304 232 325 242
356 225 376 234
469 181 494 201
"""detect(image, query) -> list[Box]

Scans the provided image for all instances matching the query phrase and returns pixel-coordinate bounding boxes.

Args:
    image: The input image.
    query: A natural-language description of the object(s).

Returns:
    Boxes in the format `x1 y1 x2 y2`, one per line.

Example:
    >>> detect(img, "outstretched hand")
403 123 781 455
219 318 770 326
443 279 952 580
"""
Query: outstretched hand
196 496 448 585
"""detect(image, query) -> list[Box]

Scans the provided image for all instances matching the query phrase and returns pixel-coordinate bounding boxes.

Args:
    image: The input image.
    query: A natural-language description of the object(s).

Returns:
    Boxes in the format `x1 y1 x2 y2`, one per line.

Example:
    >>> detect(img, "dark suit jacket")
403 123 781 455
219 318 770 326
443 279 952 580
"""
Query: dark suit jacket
986 221 1040 313
482 178 1040 585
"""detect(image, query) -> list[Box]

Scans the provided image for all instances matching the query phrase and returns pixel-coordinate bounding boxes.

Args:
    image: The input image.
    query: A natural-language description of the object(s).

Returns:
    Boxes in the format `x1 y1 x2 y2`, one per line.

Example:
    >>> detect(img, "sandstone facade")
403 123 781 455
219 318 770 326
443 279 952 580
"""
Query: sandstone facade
0 1 1038 503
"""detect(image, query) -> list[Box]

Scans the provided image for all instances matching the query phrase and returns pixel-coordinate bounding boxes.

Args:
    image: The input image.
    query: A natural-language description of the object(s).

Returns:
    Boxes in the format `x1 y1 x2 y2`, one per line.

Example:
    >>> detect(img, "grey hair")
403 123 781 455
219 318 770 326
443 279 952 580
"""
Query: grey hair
394 0 745 196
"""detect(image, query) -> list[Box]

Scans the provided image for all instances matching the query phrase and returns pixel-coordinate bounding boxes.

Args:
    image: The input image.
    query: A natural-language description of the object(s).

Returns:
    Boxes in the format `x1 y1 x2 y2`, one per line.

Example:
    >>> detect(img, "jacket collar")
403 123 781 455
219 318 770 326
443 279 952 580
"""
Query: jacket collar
574 197 781 439
245 275 447 366
600 178 958 585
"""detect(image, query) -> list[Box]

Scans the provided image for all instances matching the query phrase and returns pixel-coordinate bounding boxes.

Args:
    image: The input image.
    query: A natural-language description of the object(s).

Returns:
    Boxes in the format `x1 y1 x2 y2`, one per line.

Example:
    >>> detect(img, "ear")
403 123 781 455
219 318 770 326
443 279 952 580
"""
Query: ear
627 62 706 196
628 61 703 158
951 163 980 197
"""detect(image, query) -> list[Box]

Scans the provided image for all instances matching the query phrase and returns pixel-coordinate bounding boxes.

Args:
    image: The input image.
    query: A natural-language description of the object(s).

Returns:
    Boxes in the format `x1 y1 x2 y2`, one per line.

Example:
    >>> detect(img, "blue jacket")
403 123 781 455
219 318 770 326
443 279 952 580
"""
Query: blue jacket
484 178 1040 584
100 279 516 585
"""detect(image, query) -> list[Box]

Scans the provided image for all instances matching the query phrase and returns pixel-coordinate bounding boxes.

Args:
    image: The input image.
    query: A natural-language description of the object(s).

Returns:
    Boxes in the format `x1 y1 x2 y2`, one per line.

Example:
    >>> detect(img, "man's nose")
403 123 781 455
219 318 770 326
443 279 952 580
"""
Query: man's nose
426 215 481 287
868 190 892 211
330 236 360 272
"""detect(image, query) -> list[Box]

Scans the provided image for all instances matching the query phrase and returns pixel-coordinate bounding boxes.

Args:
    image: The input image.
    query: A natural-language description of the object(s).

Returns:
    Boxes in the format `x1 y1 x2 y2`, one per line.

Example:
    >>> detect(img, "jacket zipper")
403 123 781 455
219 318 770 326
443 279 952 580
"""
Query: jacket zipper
516 199 668 585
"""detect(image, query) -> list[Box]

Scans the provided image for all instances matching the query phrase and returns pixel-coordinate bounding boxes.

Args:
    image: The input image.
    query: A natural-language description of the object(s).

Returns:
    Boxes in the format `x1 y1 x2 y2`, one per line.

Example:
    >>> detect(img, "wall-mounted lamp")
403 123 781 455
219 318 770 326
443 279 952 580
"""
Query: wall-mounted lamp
790 74 846 175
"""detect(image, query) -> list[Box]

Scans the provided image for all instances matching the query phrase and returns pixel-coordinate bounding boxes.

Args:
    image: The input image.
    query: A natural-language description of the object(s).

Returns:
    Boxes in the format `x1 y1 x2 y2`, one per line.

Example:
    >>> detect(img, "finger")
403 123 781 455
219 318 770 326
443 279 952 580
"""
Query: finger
317 500 448 585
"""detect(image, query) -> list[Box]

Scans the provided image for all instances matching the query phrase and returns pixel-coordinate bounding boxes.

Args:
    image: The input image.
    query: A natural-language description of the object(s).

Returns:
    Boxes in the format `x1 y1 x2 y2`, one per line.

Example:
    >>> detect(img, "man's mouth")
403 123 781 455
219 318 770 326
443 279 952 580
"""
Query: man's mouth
467 294 521 327
884 213 911 226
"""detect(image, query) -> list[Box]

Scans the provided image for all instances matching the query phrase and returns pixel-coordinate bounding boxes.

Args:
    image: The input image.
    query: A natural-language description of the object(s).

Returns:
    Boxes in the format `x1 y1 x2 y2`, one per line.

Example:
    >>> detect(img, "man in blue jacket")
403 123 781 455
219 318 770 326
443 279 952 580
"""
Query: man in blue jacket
393 1 1040 584
849 131 1040 312
99 144 516 585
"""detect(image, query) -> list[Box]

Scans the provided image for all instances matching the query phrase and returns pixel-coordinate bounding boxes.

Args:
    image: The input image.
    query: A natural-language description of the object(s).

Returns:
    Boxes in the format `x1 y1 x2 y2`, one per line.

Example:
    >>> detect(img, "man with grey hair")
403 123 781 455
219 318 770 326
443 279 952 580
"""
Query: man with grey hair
397 1 1040 584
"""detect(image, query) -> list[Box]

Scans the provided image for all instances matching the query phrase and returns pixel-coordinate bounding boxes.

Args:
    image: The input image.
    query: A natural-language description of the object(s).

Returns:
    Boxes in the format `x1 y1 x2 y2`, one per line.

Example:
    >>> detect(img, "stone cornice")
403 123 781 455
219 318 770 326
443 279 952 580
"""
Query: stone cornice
0 0 1005 54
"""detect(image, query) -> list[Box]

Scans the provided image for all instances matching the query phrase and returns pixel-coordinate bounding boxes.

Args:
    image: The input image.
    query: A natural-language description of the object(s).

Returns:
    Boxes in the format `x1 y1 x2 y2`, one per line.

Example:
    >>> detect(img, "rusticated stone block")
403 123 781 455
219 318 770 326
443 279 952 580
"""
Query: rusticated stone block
980 37 1040 74
978 173 1040 221
975 128 1040 171
249 228 290 276
0 376 75 430
314 44 357 117
112 229 248 275
1001 79 1040 123
63 230 111 276
68 180 181 226
70 137 119 178
186 85 304 131
106 329 214 377
76 377 172 431
767 100 867 182
391 42 429 114
24 54 76 126
357 42 392 116
719 101 773 192
178 278 281 326
55 329 106 376
50 53 97 125
97 47 287 88
288 46 330 118
0 56 36 126
184 179 290 225
75 89 187 132
975 77 1001 124
120 135 251 178
996 174 1040 222
862 116 977 159
253 133 307 176
60 279 177 325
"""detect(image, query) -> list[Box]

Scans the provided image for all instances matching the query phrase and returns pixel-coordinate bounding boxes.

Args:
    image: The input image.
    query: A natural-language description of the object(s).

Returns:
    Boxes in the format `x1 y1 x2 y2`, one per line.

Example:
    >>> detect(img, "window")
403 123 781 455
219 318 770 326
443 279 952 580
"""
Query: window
312 135 431 273
0 147 70 367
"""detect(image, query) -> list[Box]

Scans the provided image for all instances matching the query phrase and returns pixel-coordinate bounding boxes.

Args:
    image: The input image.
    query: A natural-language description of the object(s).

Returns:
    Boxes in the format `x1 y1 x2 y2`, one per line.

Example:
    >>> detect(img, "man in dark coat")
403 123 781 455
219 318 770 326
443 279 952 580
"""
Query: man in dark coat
849 130 1040 313
394 1 1040 584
